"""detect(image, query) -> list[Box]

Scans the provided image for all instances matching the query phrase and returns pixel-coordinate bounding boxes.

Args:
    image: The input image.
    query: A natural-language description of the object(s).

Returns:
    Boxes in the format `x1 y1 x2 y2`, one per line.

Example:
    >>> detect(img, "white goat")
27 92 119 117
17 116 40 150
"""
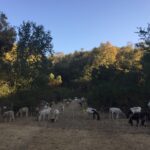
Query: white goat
109 107 123 119
17 107 29 117
86 107 100 120
86 107 97 114
50 109 60 122
3 110 15 122
59 103 65 112
130 107 141 114
38 106 51 121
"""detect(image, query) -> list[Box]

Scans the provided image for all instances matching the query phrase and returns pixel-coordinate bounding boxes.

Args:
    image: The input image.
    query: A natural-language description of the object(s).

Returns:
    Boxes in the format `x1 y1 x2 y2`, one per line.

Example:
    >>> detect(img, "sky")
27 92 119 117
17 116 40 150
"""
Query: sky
1 0 150 54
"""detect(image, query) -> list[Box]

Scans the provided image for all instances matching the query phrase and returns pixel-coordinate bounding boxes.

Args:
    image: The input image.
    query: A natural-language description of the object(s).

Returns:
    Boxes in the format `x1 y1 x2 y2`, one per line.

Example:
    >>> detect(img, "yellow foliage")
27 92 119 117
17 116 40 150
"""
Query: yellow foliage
132 50 143 62
93 42 118 67
116 47 143 71
3 44 17 63
49 73 62 87
0 81 15 97
27 54 42 64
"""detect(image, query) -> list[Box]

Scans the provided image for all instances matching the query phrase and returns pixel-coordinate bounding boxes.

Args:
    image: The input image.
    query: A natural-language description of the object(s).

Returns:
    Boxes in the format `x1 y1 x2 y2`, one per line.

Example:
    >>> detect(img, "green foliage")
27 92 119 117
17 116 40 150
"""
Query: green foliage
136 24 150 51
136 24 150 95
50 51 91 85
50 42 146 108
16 21 53 88
0 12 16 85
0 12 16 58
0 12 149 110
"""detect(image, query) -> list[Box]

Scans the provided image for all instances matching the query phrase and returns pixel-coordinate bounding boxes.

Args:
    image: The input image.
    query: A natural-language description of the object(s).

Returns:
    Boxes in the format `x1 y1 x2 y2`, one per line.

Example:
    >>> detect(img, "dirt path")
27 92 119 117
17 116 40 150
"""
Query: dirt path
23 126 150 150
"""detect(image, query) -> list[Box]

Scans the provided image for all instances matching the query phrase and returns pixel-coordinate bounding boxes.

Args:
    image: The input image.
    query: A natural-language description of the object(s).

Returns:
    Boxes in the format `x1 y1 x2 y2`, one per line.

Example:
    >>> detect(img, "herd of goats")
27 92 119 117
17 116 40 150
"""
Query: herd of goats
0 97 150 127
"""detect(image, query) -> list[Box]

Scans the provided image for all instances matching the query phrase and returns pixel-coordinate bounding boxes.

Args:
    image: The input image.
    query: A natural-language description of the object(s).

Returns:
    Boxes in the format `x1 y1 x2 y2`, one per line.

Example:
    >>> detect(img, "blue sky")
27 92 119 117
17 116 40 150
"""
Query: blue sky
1 0 150 54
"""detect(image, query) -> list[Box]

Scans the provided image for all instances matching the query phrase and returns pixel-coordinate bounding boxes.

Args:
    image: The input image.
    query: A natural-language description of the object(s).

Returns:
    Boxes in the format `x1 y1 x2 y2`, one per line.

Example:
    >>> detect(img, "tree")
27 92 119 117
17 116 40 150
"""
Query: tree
93 42 118 67
16 21 53 88
136 24 150 91
136 24 150 51
82 42 118 80
0 12 16 71
0 12 17 94
0 12 16 58
115 45 143 72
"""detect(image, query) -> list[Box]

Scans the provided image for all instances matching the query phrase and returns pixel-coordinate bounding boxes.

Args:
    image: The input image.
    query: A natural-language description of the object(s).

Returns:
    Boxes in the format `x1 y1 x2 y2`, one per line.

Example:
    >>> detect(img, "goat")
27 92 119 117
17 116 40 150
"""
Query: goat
130 107 141 114
38 106 51 121
3 110 15 122
109 107 124 119
86 107 100 120
128 111 150 127
50 109 60 122
16 107 29 117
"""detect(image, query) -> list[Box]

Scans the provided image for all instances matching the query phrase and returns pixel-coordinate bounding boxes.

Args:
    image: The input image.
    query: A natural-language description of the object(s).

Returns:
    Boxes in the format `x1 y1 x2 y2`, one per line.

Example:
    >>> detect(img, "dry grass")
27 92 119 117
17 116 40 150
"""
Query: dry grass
0 108 150 150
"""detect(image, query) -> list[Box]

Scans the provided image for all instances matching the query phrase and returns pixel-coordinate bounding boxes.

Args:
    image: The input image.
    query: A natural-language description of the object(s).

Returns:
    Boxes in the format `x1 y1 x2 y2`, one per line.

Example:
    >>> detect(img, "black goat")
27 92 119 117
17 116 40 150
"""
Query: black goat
128 111 150 127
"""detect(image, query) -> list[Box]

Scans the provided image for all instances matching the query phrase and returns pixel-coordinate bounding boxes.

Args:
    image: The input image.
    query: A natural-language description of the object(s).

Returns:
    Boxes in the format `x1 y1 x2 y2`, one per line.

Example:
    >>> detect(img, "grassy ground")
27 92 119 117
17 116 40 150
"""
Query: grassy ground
0 108 149 150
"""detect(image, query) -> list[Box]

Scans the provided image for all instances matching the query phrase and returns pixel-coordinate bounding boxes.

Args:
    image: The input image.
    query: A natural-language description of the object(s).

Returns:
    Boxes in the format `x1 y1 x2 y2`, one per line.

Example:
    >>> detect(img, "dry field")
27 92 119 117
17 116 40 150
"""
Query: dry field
0 109 150 150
